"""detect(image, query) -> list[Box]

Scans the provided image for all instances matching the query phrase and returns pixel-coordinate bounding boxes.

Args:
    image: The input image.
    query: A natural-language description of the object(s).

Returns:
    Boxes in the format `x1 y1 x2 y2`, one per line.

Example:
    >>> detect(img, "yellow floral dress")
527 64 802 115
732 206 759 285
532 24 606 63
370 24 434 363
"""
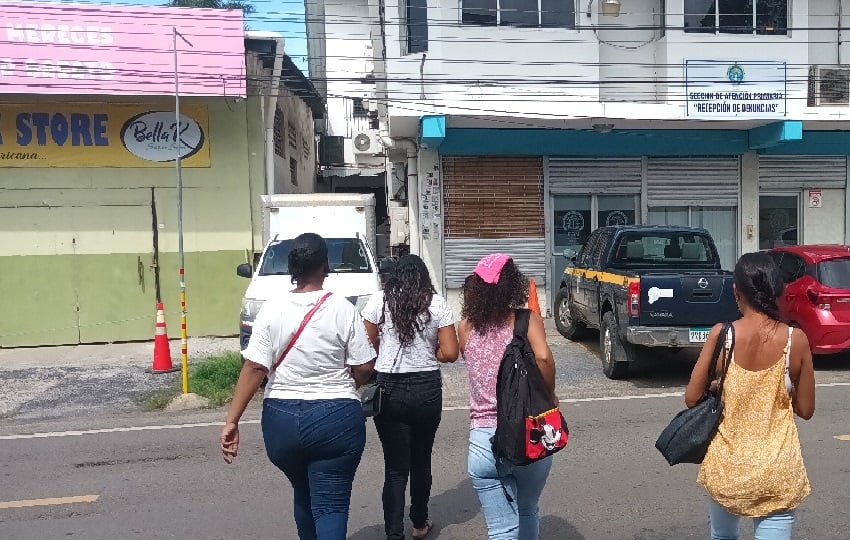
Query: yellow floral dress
697 327 810 516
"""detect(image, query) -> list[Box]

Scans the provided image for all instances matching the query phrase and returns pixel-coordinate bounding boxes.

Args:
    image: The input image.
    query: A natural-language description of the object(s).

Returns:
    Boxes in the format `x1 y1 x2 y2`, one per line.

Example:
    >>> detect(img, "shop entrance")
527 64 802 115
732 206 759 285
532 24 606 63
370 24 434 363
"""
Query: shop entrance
759 193 800 250
550 194 638 287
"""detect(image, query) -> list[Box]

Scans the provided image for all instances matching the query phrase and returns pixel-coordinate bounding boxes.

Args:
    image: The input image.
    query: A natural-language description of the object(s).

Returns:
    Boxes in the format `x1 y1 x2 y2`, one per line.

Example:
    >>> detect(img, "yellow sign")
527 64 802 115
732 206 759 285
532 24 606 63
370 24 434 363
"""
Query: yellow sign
0 103 209 167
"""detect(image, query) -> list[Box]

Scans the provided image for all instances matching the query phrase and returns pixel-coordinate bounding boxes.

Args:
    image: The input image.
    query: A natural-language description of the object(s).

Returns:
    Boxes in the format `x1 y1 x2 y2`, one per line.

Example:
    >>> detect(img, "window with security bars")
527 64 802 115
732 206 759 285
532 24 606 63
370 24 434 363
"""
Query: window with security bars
273 107 285 157
287 123 297 149
461 0 575 28
352 98 367 117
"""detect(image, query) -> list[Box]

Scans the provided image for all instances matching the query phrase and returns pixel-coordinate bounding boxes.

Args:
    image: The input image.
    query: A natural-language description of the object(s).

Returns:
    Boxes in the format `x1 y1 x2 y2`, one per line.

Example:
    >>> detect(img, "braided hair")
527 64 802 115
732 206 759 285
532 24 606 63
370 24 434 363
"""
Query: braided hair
287 233 329 285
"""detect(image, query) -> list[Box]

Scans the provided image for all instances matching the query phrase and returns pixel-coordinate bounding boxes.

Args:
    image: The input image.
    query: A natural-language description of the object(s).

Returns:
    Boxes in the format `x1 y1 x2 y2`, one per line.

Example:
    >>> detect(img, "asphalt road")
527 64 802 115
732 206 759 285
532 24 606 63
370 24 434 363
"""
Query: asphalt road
1 327 849 539
0 382 848 539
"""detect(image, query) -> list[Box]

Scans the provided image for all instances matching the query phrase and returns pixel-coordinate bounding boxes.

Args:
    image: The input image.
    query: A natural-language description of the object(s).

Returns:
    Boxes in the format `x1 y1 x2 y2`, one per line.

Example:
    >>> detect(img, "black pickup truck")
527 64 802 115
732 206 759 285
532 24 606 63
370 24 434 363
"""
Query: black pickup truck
553 225 739 379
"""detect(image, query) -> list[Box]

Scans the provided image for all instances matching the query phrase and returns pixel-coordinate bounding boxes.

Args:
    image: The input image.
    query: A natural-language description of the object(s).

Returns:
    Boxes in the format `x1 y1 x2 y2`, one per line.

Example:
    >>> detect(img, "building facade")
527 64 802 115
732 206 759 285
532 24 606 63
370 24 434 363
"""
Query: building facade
0 4 321 347
310 0 850 312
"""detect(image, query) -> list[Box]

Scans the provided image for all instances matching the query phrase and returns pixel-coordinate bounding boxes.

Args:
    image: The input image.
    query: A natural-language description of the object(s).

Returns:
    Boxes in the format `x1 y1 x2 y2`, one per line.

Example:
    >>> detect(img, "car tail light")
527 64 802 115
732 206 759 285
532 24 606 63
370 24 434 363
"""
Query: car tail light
807 289 832 311
628 281 640 317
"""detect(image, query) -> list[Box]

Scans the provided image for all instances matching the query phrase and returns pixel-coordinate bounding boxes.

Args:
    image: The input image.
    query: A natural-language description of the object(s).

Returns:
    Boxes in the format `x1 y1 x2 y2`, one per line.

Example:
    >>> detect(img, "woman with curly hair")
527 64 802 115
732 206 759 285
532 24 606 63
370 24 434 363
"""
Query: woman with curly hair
362 254 459 540
458 254 556 540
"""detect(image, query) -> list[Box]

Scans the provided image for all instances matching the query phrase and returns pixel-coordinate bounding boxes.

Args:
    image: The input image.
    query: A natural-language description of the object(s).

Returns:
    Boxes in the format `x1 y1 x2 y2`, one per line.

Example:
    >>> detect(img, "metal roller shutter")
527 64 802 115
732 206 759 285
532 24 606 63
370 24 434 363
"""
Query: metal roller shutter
647 157 739 207
444 238 546 288
547 157 642 194
759 156 848 190
442 157 544 288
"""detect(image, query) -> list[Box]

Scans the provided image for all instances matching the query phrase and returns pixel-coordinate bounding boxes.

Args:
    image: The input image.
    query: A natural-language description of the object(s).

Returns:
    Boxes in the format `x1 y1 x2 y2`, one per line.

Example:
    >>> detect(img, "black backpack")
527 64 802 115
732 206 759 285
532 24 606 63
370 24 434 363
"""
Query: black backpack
491 309 569 467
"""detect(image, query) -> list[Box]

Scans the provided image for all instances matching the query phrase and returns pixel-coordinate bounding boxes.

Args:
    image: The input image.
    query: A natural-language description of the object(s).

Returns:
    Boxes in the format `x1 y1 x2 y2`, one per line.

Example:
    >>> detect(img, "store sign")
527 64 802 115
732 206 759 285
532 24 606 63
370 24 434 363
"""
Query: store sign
685 60 787 119
0 103 209 167
809 189 823 208
0 2 246 97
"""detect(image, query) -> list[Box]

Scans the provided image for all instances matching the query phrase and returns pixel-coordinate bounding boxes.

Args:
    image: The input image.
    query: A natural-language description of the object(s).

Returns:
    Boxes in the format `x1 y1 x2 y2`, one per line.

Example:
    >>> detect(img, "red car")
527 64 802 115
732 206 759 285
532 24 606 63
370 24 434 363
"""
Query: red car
768 245 850 355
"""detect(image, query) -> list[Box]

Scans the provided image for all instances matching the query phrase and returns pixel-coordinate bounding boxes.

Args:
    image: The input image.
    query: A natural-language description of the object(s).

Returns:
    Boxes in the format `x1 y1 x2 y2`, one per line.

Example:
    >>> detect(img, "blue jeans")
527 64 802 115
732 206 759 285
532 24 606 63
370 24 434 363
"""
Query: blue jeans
709 498 796 540
468 427 553 540
262 398 366 540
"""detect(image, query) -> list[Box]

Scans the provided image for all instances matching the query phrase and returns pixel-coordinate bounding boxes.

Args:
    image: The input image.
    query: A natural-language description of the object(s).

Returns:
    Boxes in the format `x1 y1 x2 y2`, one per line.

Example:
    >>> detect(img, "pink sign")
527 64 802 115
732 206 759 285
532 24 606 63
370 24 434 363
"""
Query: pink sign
0 2 246 97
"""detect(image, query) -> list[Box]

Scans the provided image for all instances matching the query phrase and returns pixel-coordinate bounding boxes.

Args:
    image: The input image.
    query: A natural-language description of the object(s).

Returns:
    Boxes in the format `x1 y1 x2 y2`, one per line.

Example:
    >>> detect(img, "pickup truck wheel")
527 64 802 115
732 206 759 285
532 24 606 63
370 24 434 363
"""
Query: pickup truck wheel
600 312 630 379
554 288 586 341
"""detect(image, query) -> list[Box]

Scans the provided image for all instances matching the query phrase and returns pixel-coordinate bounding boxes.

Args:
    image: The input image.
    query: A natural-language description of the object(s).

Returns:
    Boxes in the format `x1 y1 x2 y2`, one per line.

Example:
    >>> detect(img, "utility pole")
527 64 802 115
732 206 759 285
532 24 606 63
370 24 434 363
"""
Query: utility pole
174 27 193 394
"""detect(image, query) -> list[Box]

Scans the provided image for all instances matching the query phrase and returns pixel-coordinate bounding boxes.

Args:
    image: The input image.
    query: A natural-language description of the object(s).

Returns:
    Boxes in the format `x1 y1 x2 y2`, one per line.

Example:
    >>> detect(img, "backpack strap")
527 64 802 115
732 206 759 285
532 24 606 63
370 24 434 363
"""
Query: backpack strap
513 309 531 338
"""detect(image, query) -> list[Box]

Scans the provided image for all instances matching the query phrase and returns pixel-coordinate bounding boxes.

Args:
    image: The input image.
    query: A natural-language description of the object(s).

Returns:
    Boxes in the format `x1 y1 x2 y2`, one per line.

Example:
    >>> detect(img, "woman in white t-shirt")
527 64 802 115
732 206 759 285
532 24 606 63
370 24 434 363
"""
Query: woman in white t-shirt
362 254 459 540
221 233 376 540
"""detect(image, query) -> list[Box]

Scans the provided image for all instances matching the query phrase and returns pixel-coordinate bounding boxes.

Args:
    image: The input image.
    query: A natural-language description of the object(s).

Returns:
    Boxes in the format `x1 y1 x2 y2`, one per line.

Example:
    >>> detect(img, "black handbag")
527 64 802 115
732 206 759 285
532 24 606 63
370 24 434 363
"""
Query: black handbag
360 381 384 417
655 322 735 466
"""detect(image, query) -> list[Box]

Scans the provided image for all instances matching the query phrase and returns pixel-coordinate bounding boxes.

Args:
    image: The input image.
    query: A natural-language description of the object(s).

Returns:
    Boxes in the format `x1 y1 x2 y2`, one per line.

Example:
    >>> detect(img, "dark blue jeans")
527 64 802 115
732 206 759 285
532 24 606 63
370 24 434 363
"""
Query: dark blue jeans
262 398 366 540
373 370 442 540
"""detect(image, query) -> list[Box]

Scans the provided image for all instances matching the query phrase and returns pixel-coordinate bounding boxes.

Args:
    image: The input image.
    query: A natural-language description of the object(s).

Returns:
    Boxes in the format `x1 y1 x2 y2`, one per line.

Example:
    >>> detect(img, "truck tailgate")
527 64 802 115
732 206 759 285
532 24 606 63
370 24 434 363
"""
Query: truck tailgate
639 273 738 328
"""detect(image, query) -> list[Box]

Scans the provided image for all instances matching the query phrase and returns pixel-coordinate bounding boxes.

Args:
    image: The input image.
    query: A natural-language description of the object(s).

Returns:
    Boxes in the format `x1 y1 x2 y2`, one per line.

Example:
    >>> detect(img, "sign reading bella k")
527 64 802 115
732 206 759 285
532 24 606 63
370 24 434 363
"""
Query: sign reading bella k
0 103 209 167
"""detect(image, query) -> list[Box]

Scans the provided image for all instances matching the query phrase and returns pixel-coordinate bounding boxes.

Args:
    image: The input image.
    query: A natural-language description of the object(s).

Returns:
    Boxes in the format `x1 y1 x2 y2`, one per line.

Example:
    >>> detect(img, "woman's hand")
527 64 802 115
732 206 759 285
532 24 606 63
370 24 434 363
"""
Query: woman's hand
221 422 239 464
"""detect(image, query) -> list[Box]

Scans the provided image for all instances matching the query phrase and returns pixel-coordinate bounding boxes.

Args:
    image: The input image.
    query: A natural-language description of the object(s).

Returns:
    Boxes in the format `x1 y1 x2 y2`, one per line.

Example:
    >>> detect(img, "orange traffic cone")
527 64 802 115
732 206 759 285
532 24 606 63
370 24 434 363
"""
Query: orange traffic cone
148 302 178 374
528 278 541 315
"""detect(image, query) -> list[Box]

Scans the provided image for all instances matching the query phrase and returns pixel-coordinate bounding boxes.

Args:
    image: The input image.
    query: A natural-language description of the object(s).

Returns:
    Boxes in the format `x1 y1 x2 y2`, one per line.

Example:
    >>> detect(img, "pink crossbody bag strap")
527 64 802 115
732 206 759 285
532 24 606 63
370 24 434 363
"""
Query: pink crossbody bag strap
271 292 332 371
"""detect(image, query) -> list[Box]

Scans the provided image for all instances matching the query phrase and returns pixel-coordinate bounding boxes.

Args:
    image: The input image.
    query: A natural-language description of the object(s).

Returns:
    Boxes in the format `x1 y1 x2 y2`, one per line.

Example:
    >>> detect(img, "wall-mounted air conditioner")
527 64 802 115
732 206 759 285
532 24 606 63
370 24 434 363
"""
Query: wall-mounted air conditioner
809 65 850 106
353 130 381 155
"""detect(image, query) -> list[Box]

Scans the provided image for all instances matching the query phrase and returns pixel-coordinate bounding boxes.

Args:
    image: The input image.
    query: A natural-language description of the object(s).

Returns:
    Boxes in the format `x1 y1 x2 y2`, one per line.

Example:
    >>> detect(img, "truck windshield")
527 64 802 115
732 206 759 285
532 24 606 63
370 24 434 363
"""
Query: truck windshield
258 238 373 276
609 232 717 267
818 258 850 289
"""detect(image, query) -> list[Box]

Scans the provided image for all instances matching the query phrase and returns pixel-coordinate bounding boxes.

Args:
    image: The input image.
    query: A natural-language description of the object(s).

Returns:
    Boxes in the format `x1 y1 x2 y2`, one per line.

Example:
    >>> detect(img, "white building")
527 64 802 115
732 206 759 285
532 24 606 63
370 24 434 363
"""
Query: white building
308 0 850 312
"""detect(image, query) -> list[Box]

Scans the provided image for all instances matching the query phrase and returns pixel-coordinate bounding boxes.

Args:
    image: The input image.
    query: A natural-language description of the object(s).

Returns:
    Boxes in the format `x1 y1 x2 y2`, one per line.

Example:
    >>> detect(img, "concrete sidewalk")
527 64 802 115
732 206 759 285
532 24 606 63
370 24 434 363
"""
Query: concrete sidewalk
0 321 603 422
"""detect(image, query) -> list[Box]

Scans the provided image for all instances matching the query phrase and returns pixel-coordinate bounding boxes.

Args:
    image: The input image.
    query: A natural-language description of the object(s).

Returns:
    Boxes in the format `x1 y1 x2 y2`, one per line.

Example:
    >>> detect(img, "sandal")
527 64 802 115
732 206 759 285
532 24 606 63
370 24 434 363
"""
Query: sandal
412 520 433 540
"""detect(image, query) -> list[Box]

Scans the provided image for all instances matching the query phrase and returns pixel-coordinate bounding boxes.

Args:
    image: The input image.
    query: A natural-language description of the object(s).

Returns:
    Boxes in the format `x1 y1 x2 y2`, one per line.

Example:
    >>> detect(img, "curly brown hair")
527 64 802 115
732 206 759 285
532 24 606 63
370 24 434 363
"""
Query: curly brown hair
379 254 435 347
461 258 529 332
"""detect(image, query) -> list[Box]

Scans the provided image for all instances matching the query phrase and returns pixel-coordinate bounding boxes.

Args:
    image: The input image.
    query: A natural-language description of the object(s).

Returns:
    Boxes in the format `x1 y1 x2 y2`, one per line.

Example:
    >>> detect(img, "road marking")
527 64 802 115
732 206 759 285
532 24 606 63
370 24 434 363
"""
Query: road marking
0 495 99 509
835 435 850 441
1 382 848 441
0 420 259 441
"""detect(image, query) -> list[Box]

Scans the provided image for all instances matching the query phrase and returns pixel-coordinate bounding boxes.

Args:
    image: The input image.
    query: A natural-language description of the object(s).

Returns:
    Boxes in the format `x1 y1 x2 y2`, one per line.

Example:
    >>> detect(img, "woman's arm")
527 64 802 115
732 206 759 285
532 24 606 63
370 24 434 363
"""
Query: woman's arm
221 359 267 463
684 323 724 408
435 325 459 363
790 328 815 420
364 320 380 353
457 319 471 355
526 311 555 395
351 360 376 388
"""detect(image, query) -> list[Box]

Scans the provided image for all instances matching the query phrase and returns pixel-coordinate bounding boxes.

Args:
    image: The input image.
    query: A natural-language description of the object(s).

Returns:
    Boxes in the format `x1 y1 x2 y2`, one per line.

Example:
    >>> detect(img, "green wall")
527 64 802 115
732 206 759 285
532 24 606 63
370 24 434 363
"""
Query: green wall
0 96 261 347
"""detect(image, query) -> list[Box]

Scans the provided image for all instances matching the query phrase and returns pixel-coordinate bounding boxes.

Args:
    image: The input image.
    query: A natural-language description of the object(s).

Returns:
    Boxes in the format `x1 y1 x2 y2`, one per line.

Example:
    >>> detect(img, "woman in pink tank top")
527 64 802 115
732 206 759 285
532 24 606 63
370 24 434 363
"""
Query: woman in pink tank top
458 254 557 540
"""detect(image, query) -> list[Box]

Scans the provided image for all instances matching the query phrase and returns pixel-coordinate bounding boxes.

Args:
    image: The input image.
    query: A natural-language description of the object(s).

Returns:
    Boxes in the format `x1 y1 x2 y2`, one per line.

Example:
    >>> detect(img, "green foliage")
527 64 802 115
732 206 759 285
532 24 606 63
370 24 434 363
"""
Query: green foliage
187 352 244 406
167 0 256 15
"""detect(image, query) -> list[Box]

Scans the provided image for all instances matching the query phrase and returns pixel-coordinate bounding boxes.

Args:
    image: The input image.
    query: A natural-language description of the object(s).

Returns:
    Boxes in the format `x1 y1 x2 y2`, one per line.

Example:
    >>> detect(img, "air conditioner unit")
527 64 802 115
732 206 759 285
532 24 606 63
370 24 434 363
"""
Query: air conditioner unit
810 65 850 106
353 130 381 155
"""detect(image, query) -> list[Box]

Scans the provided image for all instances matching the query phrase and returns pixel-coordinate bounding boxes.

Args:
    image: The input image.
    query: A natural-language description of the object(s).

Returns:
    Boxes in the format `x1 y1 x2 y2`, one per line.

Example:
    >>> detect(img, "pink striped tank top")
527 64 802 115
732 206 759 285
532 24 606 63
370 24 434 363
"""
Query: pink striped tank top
464 323 513 429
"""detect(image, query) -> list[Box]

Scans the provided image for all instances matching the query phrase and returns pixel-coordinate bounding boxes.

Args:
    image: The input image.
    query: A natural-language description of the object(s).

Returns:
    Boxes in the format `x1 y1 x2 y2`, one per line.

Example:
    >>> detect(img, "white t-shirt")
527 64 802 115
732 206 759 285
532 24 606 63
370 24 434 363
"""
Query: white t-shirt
242 290 375 401
361 292 455 373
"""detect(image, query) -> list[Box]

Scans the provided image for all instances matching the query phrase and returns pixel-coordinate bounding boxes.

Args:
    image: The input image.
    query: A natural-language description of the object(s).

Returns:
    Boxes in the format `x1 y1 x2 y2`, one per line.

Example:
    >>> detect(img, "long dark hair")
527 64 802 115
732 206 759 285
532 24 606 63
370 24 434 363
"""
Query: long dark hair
380 254 436 346
461 258 529 332
734 252 784 321
288 233 329 284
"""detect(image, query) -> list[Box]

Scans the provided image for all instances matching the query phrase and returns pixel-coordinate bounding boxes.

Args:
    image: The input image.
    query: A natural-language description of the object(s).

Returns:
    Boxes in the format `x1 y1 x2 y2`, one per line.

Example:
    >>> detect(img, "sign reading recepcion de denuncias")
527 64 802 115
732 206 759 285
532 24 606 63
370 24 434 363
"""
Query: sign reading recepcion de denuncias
685 60 787 119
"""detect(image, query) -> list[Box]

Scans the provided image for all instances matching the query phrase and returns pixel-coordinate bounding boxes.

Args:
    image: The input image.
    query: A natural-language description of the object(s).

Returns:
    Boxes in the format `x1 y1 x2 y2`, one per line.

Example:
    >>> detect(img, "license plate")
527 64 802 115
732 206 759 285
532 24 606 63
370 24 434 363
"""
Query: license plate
689 328 711 343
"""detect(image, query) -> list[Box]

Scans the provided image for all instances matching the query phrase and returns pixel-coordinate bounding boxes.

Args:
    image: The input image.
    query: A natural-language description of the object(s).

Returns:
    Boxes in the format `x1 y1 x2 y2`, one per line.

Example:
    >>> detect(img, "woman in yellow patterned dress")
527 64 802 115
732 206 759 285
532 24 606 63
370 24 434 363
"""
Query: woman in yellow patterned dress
684 252 815 540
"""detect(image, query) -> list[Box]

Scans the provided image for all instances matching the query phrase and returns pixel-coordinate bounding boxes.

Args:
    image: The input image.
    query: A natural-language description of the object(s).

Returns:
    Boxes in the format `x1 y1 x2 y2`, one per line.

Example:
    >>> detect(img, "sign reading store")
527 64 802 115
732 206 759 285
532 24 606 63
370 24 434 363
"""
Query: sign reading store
685 60 787 119
0 103 209 167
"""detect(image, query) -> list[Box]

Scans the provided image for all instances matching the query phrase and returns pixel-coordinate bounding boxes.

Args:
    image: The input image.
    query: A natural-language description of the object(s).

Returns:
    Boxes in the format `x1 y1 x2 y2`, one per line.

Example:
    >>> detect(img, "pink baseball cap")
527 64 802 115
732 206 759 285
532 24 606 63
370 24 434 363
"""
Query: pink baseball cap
474 253 512 284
